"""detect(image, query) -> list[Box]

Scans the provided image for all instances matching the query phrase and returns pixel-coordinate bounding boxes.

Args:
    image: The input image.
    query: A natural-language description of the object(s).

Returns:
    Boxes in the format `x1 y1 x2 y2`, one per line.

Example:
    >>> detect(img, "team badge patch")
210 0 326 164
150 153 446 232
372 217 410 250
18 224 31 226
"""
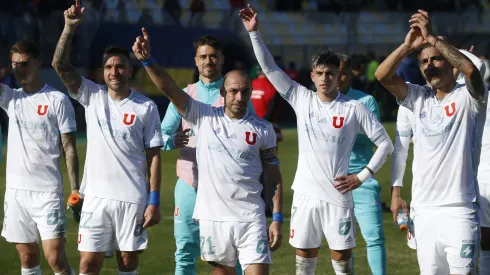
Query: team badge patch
37 105 48 116
122 113 136 126
332 116 345 129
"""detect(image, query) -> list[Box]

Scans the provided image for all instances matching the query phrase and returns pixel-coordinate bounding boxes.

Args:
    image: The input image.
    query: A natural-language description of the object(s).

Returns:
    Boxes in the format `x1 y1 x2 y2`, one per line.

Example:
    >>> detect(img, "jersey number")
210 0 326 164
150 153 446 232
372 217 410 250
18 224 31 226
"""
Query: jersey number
200 236 216 256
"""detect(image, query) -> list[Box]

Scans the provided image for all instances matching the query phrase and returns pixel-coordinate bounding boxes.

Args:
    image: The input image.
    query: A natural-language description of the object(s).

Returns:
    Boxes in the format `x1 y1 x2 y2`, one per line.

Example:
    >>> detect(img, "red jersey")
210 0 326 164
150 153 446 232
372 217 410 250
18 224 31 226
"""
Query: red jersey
251 76 277 119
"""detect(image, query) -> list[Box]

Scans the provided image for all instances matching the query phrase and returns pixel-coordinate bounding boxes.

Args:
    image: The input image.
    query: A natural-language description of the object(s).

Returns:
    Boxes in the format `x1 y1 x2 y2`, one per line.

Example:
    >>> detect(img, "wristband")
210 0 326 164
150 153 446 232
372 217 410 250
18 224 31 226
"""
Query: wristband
357 168 372 183
272 212 284 223
142 56 156 67
149 191 160 206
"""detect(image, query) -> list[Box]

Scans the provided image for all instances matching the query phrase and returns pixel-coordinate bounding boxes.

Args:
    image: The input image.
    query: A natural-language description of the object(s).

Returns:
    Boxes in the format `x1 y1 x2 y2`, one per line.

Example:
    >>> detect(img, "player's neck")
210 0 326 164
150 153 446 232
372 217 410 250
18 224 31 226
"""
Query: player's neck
22 78 44 94
200 74 222 84
434 81 457 101
108 87 131 101
224 108 246 120
339 86 350 95
317 90 338 102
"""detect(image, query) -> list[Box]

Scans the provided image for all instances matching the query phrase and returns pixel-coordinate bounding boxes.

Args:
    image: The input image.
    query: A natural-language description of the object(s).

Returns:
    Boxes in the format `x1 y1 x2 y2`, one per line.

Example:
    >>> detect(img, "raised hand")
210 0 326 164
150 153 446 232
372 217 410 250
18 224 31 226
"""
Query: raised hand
409 10 435 42
133 28 152 61
239 4 258 32
64 0 85 28
403 27 426 52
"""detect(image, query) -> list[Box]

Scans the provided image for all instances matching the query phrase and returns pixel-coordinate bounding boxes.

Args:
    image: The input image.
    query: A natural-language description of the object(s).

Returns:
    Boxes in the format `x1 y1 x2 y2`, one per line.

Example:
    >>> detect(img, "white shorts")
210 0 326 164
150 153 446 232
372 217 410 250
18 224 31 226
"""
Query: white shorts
77 196 148 252
198 219 272 270
2 188 66 243
480 183 490 227
289 192 356 250
412 204 479 275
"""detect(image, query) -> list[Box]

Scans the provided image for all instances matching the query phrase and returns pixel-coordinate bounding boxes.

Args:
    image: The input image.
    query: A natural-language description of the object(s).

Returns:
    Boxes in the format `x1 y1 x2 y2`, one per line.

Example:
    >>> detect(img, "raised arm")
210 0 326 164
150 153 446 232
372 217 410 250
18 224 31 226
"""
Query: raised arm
132 28 189 115
240 5 293 98
410 10 485 99
52 0 84 94
375 27 427 101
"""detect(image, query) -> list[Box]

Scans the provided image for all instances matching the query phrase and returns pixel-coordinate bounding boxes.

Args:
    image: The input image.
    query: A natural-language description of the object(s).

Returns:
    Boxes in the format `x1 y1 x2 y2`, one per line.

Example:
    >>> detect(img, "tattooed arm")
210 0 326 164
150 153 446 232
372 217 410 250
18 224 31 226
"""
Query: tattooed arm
52 0 85 95
61 133 80 193
429 37 485 99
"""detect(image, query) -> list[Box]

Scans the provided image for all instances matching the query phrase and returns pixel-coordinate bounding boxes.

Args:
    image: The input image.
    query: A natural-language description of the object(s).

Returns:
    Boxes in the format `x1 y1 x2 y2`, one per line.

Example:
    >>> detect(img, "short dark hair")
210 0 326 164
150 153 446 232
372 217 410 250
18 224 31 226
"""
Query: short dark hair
103 46 130 60
336 53 351 68
193 36 223 55
10 40 41 60
311 50 340 70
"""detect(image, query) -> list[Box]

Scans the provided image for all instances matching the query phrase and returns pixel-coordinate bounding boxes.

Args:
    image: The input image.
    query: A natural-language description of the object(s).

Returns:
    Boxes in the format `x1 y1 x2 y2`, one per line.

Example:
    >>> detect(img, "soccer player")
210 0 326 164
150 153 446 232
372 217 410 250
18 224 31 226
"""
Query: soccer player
240 5 394 275
160 36 254 275
132 28 283 275
1 40 78 275
337 53 386 275
376 10 486 274
51 2 164 274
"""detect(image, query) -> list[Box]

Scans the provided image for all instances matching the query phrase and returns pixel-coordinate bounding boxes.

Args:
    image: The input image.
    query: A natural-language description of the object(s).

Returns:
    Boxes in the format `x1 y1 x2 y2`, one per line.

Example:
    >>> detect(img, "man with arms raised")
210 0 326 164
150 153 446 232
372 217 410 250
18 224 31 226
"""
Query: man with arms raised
240 5 394 275
160 35 254 275
133 28 283 275
376 10 486 275
51 1 163 274
1 40 78 275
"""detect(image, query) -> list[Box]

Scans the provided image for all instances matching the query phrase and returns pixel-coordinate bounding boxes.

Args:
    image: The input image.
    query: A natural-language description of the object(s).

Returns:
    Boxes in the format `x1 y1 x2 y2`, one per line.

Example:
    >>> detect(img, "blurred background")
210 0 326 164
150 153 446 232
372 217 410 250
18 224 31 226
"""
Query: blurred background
1 0 490 132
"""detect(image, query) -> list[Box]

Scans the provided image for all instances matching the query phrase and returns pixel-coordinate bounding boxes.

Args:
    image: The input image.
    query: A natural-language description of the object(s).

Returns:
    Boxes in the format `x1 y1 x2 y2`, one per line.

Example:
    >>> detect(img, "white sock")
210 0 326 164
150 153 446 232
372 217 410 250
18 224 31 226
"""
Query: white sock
480 250 490 274
296 255 317 275
21 265 42 275
331 258 353 275
119 271 138 275
54 267 76 275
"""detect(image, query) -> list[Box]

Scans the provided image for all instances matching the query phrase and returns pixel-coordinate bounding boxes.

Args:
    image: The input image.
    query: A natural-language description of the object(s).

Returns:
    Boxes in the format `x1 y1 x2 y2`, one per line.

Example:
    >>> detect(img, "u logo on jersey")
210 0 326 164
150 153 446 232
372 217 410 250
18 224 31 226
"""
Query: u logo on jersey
123 113 136 126
245 131 257 145
444 102 456 117
332 116 345 129
37 105 48 116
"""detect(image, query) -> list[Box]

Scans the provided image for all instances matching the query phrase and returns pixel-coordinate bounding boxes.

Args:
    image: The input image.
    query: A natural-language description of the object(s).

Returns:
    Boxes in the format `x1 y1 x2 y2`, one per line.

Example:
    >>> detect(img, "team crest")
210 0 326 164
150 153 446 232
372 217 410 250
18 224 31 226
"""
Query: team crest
338 220 351 236
122 113 136 126
332 116 345 129
245 131 257 145
444 102 456 117
37 105 48 116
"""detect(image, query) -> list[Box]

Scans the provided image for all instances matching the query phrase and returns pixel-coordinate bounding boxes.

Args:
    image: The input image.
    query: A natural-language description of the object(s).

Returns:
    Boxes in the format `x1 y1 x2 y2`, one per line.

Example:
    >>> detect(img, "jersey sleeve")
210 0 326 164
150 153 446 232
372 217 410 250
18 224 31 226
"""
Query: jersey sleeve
0 84 15 111
249 31 311 111
463 84 488 114
56 95 77 134
391 106 414 187
261 123 278 150
69 77 100 107
160 102 182 150
182 97 213 130
356 102 394 173
144 102 165 149
398 83 426 112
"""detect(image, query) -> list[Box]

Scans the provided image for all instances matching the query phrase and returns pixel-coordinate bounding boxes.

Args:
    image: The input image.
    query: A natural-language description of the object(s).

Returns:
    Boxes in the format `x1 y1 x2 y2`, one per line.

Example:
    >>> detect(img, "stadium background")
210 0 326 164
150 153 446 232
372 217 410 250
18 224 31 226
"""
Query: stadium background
0 0 489 274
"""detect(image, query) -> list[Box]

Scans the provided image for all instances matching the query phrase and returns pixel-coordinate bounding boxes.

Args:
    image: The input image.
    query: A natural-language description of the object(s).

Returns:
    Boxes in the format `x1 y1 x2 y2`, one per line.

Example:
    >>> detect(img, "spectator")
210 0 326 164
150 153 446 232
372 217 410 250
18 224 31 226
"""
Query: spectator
285 61 299 81
396 54 426 85
350 54 367 91
189 0 205 27
164 0 181 25
366 50 379 93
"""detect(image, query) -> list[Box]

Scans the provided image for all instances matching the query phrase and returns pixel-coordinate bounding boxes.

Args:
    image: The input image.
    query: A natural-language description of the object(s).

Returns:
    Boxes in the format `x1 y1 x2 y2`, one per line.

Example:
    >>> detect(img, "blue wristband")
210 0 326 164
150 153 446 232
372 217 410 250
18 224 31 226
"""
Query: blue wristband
149 191 160 206
272 212 284 223
142 56 156 67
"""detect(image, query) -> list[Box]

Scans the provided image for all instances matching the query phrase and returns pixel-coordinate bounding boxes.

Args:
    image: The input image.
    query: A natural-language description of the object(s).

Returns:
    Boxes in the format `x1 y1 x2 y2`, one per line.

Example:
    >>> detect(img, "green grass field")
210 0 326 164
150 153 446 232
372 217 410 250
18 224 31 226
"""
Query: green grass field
0 123 418 275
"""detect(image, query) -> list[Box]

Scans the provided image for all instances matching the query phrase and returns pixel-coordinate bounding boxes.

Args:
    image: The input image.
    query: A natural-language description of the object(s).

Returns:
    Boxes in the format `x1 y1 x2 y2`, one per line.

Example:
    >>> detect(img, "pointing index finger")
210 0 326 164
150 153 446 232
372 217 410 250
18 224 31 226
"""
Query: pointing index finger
142 27 150 42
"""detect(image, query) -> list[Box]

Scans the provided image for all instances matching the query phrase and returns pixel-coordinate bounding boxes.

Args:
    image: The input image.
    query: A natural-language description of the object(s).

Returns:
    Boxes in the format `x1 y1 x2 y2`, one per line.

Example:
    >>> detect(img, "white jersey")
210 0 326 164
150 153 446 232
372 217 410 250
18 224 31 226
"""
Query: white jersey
182 98 277 222
284 85 390 207
401 83 487 207
70 78 163 204
0 84 76 193
391 105 415 187
478 92 490 184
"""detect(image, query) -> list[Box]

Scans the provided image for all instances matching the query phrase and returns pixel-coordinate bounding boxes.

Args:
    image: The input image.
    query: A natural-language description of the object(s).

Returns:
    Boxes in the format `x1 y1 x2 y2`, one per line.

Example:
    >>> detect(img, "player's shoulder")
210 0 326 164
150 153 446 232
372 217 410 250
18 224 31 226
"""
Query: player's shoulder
347 88 373 101
130 91 157 108
407 82 432 98
246 114 274 131
338 92 363 108
43 85 68 97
